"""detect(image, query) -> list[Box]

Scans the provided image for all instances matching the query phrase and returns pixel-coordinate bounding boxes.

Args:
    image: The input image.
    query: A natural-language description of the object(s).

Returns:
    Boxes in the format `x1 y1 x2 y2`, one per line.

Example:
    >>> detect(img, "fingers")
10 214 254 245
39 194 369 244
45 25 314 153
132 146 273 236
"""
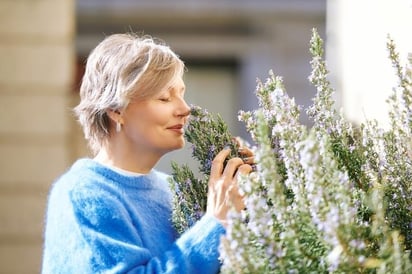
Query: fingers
207 147 254 222
210 142 255 181
209 148 231 181
226 164 252 212
241 156 255 165
227 184 245 212
210 145 254 179
234 136 255 165
236 163 253 176
232 163 253 197
223 157 244 178
238 146 254 158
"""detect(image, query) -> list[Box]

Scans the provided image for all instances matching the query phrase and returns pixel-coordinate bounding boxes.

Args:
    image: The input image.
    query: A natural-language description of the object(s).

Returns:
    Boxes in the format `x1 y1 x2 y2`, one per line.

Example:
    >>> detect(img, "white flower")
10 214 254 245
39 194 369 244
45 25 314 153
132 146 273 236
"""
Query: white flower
327 245 343 271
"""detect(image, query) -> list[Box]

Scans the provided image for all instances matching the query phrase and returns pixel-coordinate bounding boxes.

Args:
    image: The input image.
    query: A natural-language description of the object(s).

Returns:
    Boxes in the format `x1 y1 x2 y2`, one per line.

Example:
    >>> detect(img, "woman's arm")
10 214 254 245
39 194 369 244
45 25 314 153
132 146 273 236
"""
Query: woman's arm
43 178 224 274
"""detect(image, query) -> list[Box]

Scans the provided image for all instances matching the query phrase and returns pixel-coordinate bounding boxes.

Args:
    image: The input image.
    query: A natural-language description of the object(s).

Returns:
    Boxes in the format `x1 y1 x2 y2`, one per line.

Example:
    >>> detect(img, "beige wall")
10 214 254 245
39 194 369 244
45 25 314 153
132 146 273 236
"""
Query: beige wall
0 0 75 273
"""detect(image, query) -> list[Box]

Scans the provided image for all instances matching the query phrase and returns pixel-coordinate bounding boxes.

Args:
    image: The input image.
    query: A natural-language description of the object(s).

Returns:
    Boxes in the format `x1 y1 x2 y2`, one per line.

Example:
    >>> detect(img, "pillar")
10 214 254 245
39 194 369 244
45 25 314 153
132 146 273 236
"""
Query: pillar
0 0 75 272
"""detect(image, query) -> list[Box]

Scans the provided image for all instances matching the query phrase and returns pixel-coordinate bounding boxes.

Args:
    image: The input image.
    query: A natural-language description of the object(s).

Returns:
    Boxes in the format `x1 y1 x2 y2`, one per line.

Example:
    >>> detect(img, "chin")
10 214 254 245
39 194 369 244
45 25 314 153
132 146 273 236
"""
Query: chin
174 140 185 150
166 139 185 152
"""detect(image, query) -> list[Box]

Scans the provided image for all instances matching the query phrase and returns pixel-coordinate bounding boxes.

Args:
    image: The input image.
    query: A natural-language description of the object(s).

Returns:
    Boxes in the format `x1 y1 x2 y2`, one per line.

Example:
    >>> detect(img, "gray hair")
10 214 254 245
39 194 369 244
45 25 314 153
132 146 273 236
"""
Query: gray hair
74 33 185 154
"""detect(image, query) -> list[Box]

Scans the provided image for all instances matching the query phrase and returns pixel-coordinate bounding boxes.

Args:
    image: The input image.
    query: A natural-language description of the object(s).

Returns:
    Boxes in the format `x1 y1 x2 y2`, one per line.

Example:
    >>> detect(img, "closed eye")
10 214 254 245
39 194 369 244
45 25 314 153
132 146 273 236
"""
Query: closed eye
159 97 171 102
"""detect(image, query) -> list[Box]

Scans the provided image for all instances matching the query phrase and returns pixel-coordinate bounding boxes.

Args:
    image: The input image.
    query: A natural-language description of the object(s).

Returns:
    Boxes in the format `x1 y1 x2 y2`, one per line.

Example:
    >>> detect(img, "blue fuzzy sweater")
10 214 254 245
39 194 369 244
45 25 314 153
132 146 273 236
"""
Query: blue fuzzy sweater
42 159 225 274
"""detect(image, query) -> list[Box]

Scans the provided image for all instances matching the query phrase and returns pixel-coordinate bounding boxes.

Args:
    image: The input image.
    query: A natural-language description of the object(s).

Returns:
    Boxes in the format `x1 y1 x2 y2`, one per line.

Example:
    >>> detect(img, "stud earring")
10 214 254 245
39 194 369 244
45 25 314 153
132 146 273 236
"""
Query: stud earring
116 121 122 132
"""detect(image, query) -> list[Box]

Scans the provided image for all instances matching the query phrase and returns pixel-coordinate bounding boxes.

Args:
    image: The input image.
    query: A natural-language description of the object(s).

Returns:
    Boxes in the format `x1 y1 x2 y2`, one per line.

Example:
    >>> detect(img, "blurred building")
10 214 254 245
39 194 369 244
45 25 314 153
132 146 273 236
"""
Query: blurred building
0 0 325 273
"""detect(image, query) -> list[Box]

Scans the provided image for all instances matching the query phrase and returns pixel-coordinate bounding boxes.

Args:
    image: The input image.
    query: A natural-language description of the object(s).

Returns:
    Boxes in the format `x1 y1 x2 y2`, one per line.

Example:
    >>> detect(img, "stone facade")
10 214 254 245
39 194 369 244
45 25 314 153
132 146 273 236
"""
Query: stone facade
0 0 75 273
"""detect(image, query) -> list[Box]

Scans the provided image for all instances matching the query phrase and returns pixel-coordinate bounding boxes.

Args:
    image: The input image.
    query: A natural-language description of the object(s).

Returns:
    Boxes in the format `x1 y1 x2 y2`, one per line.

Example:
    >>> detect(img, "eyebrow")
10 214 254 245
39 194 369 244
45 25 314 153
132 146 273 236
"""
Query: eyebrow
167 85 185 93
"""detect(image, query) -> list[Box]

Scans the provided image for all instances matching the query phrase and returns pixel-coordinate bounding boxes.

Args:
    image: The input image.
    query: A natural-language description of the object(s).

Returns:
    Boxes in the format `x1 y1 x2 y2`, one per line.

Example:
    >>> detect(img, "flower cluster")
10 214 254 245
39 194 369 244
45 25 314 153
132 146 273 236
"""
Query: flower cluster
170 28 412 273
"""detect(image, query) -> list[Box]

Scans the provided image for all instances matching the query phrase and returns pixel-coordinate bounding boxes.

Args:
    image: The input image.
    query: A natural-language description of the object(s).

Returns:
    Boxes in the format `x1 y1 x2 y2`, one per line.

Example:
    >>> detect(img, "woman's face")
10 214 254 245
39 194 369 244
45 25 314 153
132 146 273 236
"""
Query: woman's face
120 75 190 157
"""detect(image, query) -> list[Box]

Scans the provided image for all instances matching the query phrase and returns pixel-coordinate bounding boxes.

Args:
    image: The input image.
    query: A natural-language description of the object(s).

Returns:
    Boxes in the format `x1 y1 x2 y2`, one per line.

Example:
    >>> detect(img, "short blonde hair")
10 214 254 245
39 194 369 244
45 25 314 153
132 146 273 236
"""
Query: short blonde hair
74 33 185 154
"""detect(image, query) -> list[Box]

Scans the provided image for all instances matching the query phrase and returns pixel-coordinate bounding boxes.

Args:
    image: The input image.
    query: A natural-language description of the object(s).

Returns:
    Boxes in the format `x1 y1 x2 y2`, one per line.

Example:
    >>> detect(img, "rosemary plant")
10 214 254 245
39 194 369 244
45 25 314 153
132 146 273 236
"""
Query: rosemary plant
169 106 239 234
170 29 412 273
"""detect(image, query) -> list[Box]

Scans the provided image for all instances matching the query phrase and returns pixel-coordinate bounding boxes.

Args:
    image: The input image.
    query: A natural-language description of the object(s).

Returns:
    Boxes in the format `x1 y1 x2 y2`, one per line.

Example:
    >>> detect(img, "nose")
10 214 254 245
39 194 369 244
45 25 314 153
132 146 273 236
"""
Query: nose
177 98 191 118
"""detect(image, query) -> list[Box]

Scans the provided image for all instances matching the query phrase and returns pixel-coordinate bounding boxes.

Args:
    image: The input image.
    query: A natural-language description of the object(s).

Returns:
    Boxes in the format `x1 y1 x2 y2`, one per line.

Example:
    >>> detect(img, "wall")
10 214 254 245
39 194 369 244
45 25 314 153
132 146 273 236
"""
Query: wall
0 0 75 273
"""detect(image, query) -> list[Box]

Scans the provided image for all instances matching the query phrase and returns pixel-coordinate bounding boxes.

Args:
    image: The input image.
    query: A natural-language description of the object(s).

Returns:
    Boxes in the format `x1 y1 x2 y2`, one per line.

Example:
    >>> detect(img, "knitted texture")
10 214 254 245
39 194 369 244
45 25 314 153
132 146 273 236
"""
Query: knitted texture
42 159 225 274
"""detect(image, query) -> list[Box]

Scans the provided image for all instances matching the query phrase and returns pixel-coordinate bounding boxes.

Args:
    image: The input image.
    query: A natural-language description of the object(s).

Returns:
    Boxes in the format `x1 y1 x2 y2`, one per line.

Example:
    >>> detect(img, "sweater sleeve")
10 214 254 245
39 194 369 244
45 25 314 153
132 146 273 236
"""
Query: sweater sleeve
60 183 225 274
175 214 226 274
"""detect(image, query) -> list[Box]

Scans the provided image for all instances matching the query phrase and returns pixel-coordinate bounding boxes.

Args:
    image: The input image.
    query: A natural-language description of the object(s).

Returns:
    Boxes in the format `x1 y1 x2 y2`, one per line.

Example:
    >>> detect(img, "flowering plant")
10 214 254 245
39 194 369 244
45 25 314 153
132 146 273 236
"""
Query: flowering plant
170 29 412 273
169 106 239 234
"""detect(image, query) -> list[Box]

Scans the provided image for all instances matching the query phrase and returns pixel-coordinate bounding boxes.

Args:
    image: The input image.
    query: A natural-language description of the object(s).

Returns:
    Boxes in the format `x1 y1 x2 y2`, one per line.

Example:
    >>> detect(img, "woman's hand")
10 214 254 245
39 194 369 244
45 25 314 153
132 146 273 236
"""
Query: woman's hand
206 145 254 226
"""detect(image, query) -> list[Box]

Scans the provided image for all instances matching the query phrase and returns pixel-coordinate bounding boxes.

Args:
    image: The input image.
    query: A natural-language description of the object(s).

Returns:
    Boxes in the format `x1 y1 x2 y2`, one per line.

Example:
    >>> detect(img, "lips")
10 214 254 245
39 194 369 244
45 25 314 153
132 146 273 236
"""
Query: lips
168 124 183 129
167 124 184 133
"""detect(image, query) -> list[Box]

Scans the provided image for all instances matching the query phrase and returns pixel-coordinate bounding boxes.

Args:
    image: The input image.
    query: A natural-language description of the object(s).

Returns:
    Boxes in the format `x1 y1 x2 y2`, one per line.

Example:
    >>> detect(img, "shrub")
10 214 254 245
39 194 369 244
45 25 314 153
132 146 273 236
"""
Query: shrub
170 28 412 273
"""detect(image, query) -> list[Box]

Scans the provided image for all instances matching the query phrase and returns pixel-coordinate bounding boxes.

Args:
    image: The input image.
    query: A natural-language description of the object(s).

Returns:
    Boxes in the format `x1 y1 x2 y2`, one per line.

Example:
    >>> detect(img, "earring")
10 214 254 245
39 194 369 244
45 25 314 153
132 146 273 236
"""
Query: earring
116 121 121 132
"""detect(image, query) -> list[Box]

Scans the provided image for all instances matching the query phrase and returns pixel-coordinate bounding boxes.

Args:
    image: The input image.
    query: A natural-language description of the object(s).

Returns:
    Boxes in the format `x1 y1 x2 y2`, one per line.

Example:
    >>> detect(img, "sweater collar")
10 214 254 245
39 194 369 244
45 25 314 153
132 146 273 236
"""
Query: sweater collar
72 158 168 190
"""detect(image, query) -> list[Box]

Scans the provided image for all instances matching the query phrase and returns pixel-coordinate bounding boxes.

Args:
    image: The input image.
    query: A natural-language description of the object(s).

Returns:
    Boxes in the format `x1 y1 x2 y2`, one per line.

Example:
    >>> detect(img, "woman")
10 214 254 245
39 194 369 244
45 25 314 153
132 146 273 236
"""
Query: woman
42 33 253 273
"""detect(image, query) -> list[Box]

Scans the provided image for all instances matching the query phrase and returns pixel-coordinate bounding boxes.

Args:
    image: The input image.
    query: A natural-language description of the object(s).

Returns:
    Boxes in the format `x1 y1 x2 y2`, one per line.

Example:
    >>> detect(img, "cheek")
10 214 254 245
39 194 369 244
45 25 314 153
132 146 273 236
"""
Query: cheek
125 103 171 130
148 108 172 126
127 115 164 134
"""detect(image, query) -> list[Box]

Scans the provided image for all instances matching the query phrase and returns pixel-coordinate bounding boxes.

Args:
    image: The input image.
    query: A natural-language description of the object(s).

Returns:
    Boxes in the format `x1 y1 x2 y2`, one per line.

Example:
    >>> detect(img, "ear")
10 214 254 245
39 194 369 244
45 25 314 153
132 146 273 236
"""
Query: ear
106 109 124 124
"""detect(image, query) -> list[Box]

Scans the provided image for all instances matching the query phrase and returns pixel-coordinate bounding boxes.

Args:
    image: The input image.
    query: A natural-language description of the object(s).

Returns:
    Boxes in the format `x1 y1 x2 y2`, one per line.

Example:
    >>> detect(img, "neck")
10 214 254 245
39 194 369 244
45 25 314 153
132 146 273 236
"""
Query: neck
94 145 161 174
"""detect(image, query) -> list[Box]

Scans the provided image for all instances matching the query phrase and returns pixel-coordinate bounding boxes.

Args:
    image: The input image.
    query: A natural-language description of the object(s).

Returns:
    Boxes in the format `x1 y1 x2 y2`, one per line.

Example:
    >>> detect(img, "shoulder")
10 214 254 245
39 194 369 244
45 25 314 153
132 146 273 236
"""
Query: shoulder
48 159 125 214
48 159 103 199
